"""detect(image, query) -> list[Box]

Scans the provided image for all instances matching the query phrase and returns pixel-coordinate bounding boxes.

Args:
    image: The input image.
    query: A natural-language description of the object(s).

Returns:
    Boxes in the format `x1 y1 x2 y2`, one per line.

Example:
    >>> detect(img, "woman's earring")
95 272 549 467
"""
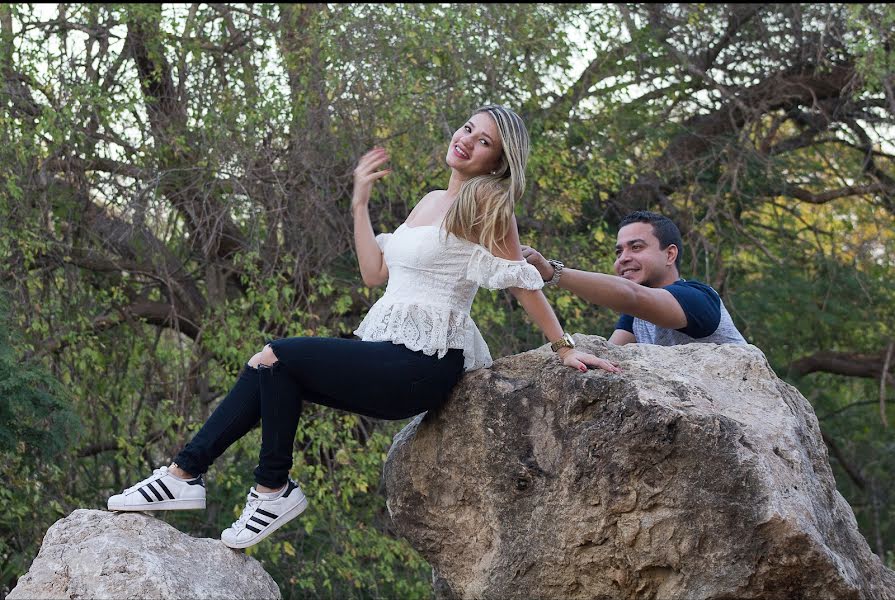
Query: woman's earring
490 170 496 175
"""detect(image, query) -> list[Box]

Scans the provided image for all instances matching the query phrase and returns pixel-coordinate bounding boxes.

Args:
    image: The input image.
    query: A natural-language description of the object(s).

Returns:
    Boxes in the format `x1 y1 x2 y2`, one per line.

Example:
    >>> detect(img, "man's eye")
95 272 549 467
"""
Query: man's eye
464 125 471 132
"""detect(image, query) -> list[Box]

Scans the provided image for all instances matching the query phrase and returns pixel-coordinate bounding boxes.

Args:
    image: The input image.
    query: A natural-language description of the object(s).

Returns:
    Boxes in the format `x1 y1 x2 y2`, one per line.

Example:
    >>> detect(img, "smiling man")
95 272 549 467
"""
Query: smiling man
521 211 746 346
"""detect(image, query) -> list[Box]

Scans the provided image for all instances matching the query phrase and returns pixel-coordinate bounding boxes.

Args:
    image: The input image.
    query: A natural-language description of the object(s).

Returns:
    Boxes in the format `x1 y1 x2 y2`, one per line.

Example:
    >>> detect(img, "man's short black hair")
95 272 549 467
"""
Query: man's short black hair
618 210 683 271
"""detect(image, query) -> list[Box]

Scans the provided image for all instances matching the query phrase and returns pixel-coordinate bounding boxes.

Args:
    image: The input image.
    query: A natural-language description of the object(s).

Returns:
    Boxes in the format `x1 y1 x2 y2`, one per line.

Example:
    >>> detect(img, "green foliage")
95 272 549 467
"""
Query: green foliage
846 4 895 93
723 199 895 560
1 3 893 597
0 299 81 596
0 321 78 458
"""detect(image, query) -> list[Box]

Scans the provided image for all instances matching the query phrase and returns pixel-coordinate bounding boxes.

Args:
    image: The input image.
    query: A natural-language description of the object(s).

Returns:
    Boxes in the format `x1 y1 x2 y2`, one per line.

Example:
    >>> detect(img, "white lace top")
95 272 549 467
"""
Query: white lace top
353 223 544 371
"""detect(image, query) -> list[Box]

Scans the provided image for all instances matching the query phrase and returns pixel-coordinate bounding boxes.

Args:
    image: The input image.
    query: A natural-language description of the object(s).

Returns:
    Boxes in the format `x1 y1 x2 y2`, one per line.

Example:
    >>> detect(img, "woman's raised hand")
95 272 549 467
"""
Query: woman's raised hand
352 147 391 211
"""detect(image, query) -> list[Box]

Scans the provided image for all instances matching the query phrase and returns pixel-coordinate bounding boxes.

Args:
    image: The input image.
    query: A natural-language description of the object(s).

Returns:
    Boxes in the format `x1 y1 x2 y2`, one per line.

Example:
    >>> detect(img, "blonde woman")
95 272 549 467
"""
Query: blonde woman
107 105 620 549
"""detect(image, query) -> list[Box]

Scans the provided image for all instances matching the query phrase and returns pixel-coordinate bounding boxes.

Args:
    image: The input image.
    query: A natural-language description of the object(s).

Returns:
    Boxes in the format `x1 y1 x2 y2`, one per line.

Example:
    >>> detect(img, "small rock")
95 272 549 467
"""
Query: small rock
8 509 281 599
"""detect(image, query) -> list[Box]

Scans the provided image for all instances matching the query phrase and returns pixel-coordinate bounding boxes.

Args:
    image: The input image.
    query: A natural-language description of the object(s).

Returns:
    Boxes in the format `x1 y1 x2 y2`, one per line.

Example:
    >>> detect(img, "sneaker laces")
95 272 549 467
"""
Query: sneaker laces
123 466 169 494
231 493 264 531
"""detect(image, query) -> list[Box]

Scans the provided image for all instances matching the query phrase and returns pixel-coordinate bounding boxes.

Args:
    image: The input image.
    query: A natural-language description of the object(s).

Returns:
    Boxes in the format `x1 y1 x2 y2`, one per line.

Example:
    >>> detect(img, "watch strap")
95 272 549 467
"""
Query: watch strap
550 332 575 352
544 259 564 287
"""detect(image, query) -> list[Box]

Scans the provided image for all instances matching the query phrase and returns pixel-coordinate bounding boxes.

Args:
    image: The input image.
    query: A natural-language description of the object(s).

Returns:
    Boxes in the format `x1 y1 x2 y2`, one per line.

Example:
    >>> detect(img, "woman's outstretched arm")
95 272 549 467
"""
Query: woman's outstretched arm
497 217 620 374
353 147 391 287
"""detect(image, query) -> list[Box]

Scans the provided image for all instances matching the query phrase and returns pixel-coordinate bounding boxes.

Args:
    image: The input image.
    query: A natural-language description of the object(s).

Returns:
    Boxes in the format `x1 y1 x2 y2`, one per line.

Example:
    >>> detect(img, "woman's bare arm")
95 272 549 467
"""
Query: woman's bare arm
353 147 391 287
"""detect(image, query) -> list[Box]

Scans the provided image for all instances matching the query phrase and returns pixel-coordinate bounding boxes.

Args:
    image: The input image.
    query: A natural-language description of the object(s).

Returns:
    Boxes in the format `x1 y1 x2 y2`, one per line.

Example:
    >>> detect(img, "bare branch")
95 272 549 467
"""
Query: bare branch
880 340 893 428
32 298 202 359
126 9 247 259
44 156 146 180
612 62 859 214
698 5 764 72
78 428 166 458
821 430 867 491
775 182 890 204
789 349 895 384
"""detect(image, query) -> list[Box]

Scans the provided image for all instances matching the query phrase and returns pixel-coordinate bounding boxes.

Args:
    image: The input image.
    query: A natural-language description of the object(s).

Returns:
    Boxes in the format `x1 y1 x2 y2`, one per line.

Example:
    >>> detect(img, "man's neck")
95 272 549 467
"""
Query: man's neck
645 271 681 289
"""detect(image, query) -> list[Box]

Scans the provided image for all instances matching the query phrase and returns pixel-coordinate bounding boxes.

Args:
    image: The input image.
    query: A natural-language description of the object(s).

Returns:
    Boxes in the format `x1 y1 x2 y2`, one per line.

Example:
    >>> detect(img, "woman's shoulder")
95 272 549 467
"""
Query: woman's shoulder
405 190 451 226
415 189 448 206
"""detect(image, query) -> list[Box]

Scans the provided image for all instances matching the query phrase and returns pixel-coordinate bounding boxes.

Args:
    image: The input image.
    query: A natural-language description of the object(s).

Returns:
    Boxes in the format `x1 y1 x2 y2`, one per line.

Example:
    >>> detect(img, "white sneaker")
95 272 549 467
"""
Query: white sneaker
221 479 308 549
108 466 206 511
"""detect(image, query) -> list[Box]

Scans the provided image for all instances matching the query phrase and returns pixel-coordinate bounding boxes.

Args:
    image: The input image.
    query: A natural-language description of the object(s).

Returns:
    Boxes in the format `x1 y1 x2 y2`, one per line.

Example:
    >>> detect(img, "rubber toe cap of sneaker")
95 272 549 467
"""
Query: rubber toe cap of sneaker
220 527 248 546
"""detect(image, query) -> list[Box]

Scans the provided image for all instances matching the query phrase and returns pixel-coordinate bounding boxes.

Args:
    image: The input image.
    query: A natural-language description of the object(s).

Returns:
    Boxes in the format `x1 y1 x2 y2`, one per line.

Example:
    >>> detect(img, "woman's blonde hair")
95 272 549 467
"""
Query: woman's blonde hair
443 105 530 253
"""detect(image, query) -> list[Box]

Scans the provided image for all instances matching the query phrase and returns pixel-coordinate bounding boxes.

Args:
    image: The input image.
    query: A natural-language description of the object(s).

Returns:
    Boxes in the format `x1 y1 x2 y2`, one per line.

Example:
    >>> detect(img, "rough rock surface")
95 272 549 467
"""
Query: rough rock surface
384 337 895 600
8 509 280 599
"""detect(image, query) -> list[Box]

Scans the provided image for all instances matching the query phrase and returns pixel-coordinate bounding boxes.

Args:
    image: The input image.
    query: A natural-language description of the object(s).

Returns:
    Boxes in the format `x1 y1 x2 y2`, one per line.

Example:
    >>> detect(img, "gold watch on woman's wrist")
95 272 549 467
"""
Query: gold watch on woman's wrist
550 332 576 353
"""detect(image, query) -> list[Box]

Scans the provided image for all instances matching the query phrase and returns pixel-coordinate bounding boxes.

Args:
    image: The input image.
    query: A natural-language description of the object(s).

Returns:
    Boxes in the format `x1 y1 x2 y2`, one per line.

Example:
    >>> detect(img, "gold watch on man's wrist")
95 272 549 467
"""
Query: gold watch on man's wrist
550 332 576 353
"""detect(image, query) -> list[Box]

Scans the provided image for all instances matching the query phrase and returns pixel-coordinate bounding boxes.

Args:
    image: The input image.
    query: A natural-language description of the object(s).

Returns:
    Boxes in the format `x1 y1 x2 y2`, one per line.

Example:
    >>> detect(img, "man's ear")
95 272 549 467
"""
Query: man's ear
665 244 679 267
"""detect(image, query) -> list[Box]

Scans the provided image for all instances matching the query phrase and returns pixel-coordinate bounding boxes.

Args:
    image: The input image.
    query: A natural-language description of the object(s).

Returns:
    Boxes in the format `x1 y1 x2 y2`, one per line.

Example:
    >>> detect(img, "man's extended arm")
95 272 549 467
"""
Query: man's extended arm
608 328 636 345
555 268 687 329
520 243 688 330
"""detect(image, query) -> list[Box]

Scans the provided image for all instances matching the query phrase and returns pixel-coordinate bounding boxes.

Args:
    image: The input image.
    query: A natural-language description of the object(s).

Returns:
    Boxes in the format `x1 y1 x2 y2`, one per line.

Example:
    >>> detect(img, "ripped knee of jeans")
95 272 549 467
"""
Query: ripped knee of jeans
247 344 280 369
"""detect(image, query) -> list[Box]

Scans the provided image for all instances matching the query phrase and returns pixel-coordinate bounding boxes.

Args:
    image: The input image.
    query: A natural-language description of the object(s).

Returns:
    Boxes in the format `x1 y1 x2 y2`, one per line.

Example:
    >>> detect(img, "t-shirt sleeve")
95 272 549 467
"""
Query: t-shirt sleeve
615 314 634 333
664 280 721 338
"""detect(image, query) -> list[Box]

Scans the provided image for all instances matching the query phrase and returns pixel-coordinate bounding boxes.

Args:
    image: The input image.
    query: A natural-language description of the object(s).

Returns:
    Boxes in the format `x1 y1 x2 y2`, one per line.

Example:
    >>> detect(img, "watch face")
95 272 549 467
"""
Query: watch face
553 334 575 351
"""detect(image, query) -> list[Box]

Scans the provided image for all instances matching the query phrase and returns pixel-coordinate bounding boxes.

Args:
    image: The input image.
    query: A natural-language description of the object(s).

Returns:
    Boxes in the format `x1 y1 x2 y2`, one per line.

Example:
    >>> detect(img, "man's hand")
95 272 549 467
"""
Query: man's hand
520 245 554 282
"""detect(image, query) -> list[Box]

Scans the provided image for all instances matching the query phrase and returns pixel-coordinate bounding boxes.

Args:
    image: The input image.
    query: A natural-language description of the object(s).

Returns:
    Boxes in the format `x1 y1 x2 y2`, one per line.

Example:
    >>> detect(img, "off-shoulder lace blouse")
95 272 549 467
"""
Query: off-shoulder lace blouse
353 223 544 371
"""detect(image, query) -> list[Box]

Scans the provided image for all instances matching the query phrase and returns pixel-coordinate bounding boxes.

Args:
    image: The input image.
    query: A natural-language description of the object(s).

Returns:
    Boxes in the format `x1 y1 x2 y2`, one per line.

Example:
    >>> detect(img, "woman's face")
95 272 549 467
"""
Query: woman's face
445 112 503 177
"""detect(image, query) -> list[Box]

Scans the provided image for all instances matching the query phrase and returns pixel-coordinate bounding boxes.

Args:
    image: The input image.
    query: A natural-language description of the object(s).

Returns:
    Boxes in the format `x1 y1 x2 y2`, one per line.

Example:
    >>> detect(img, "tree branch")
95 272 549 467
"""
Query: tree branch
880 340 893 428
789 349 895 384
126 8 247 259
32 298 202 359
44 156 146 180
78 428 166 458
612 62 858 214
821 430 866 490
774 182 890 204
540 5 681 122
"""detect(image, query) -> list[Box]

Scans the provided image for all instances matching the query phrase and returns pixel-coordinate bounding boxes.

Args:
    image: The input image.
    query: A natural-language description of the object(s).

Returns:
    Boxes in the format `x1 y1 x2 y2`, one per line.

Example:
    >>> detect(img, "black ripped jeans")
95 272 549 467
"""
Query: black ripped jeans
173 337 465 488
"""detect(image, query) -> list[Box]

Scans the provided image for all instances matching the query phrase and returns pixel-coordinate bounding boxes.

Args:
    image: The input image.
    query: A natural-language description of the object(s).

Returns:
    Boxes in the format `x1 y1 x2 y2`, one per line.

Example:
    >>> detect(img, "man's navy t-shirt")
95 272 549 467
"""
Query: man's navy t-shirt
615 279 746 345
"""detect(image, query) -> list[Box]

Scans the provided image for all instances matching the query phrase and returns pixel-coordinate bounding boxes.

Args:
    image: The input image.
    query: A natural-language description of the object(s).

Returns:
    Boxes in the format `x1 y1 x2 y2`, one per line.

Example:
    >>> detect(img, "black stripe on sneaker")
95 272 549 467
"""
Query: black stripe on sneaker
138 487 154 503
146 482 164 501
245 524 261 533
155 479 175 500
250 516 270 527
284 480 298 498
255 508 278 519
249 491 259 498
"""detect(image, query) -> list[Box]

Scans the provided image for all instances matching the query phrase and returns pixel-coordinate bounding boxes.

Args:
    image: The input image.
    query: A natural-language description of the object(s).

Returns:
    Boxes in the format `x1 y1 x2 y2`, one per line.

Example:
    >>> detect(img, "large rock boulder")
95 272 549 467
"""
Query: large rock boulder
8 509 280 599
384 337 895 599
